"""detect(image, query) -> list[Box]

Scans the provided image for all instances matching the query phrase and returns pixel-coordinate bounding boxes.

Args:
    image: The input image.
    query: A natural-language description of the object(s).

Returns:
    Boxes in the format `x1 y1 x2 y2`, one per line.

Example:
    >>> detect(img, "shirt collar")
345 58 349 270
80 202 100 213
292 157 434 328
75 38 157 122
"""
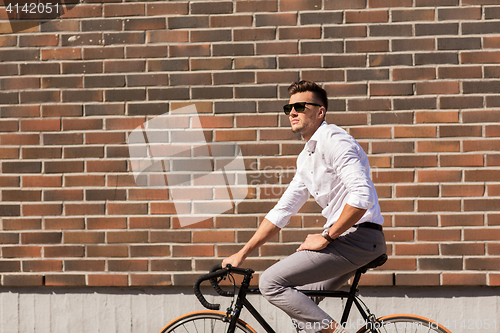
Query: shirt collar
305 121 327 153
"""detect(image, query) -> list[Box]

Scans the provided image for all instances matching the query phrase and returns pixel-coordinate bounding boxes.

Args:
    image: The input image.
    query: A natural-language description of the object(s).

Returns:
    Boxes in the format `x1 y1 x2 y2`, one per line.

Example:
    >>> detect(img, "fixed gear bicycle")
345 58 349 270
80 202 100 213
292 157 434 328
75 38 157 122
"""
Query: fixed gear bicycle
159 254 452 333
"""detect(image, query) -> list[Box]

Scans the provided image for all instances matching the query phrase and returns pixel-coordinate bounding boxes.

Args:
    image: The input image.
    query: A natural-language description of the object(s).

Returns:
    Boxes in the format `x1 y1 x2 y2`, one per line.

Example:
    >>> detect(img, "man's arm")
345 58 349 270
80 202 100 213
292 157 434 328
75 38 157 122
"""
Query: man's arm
222 218 280 268
297 204 366 252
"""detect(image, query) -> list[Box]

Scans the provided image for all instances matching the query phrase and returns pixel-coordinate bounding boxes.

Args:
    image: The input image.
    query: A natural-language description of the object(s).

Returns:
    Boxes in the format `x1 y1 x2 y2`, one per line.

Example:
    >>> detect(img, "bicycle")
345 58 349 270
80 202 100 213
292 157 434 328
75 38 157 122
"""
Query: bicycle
158 254 452 333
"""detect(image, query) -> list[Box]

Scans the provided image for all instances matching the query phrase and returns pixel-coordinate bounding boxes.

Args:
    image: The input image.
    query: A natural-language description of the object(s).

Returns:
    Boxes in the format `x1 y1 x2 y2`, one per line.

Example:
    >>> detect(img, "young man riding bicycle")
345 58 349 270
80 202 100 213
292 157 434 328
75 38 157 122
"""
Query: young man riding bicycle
223 80 387 333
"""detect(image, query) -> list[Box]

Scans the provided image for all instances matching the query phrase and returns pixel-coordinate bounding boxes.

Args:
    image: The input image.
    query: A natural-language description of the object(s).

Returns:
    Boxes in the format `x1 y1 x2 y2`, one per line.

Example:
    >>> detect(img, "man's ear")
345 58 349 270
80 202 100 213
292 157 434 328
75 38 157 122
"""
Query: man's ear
317 106 326 120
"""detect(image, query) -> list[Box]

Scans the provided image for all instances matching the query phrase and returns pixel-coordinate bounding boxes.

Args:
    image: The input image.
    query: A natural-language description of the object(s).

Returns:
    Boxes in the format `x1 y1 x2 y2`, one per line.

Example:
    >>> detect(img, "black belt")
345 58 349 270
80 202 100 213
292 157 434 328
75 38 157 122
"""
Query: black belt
355 222 383 231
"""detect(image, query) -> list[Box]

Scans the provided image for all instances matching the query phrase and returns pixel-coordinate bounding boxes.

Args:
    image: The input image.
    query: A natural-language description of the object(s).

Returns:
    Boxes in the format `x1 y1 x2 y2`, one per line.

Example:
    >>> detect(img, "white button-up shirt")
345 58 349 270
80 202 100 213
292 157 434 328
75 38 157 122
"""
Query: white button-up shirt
265 122 383 229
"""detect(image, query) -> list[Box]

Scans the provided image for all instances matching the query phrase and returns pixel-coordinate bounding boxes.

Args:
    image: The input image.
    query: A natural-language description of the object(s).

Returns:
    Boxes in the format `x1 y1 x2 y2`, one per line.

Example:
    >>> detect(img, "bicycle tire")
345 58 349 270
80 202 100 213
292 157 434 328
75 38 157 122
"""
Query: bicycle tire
158 310 258 333
355 314 452 333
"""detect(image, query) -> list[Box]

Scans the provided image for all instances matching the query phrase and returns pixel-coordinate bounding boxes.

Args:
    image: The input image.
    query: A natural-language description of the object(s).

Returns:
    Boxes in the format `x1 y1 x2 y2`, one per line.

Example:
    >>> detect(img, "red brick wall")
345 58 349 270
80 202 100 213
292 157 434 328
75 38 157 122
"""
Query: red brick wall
1 0 500 287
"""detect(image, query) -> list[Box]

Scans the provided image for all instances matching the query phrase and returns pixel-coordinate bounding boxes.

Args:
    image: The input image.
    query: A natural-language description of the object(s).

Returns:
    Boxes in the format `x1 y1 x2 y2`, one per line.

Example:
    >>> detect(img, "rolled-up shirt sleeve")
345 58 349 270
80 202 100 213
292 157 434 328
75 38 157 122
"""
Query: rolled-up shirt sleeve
327 136 376 210
265 173 310 228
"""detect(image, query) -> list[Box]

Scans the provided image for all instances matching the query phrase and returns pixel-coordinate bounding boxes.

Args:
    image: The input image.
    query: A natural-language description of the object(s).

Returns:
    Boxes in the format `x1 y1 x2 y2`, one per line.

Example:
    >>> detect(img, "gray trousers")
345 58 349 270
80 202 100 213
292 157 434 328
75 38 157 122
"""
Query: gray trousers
259 226 386 333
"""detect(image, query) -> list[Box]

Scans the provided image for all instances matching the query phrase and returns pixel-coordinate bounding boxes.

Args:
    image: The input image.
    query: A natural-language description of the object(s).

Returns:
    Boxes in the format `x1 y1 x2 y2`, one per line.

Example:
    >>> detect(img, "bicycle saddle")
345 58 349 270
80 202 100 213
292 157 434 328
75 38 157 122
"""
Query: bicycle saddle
357 254 387 273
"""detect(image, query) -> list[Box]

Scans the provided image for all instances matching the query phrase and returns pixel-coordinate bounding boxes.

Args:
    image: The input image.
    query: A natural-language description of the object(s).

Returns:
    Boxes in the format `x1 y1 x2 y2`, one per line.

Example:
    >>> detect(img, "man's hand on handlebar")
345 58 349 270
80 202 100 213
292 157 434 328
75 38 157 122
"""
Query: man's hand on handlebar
222 252 245 268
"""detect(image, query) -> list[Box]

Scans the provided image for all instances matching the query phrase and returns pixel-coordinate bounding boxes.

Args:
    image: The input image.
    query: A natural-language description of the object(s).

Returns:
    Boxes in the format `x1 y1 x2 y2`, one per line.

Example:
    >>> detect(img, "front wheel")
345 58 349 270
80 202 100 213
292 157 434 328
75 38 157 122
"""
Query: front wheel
356 314 452 333
159 310 257 333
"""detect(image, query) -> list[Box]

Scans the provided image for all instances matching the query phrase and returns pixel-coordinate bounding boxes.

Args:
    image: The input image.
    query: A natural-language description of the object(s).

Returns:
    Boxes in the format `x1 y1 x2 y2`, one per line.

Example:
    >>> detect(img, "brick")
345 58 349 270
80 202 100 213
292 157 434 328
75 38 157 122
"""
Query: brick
65 203 105 216
324 25 367 39
20 119 61 132
168 16 209 29
395 243 439 255
1 105 40 118
0 49 39 62
44 161 84 174
147 31 188 44
65 260 105 272
0 232 19 244
416 81 459 95
463 22 500 35
370 24 412 37
415 52 459 65
64 231 105 244
416 111 459 123
417 141 460 153
441 243 485 255
23 260 62 272
172 245 214 257
419 258 462 271
255 13 297 27
464 140 500 152
345 10 388 23
463 110 500 123
87 217 127 230
21 90 60 104
105 60 145 73
394 125 436 138
370 83 412 96
151 259 191 271
169 44 210 58
22 175 61 188
439 96 483 109
324 83 367 97
392 38 435 52
464 199 500 212
346 40 389 53
392 67 435 81
132 274 172 286
41 48 81 61
465 258 500 270
442 273 486 286
0 77 39 90
210 15 253 28
417 228 461 241
2 246 41 258
396 273 440 286
2 190 41 202
379 199 414 212
417 170 461 182
2 161 41 174
107 203 148 215
372 171 414 183
395 185 439 198
371 141 414 154
45 218 84 230
3 275 43 287
87 274 128 287
146 2 188 15
108 259 148 271
394 214 438 227
213 43 255 57
0 261 20 272
438 66 482 79
2 218 41 231
235 86 277 99
461 51 500 64
45 275 86 286
440 154 484 167
235 57 277 70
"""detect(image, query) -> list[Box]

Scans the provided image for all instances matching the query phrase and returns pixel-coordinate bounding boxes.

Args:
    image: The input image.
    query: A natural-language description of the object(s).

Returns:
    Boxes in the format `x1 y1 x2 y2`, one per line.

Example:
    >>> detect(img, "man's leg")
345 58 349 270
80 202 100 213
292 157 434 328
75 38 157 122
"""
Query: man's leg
259 227 386 333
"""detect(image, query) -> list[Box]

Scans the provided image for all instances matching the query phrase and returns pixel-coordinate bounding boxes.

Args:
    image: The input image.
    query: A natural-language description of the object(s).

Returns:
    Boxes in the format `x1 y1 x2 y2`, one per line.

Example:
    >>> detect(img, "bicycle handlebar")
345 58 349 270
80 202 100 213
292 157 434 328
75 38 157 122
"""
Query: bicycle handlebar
193 264 255 310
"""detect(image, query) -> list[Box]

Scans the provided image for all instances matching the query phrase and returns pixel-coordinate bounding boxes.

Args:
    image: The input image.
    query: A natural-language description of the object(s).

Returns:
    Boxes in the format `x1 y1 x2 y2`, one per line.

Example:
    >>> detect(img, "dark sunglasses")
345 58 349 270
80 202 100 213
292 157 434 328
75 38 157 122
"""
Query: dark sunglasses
283 102 322 115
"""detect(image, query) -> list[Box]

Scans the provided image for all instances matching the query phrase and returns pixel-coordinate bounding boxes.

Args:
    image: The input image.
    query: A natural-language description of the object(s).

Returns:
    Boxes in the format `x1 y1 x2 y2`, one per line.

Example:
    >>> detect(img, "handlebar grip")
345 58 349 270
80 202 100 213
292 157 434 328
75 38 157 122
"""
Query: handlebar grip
209 264 234 297
193 267 229 310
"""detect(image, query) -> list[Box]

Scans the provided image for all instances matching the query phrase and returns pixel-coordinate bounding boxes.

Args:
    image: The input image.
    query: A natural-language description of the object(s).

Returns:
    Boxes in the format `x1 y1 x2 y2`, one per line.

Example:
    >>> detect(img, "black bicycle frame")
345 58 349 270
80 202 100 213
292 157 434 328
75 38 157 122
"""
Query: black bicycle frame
226 269 372 333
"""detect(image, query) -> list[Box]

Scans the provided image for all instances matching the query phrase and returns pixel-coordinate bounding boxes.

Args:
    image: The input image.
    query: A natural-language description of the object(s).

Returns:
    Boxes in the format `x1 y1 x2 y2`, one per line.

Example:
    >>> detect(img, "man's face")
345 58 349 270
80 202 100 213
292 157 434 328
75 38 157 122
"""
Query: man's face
288 91 324 141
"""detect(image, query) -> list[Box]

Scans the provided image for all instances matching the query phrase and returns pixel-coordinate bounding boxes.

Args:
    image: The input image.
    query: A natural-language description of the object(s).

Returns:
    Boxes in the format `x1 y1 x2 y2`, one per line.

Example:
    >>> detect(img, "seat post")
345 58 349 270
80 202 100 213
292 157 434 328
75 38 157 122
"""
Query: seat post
340 269 363 325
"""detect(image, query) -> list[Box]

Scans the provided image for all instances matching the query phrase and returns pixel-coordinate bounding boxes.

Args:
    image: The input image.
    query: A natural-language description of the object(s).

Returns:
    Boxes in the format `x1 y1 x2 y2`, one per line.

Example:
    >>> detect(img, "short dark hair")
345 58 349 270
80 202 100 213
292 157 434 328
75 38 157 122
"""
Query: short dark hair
288 80 328 111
